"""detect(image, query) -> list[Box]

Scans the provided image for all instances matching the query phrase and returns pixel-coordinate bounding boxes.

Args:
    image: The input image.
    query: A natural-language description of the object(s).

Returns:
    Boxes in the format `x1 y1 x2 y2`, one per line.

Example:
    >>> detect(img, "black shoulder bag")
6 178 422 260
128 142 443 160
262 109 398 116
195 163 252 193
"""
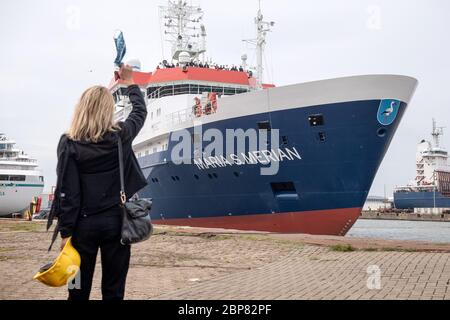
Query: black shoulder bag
118 136 153 245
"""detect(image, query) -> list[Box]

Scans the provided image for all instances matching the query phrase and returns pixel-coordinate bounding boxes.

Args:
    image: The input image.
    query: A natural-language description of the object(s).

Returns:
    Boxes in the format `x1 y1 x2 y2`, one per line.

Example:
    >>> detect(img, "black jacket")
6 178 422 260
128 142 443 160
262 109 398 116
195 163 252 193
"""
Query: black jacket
55 85 148 238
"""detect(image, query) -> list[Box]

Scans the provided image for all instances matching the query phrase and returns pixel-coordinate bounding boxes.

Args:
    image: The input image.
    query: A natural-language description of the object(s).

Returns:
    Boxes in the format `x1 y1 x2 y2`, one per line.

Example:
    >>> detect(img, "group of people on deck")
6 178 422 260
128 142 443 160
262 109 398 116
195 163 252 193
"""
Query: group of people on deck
156 60 246 73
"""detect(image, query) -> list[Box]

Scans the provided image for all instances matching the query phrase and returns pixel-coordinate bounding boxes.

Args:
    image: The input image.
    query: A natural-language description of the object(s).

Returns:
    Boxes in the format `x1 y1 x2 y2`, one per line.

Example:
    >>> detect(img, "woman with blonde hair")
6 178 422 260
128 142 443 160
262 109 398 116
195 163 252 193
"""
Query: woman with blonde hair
52 65 147 300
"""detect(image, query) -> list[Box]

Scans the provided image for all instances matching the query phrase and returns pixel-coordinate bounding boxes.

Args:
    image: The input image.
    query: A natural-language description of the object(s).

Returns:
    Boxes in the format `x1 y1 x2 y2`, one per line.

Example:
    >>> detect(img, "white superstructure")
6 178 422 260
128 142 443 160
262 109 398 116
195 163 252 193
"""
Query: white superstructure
0 133 44 215
415 119 450 187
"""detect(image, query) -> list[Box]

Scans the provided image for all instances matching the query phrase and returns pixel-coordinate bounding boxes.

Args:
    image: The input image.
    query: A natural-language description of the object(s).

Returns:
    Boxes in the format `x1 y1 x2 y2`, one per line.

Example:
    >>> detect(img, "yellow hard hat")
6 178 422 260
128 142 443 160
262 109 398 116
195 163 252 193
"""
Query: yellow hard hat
33 237 81 287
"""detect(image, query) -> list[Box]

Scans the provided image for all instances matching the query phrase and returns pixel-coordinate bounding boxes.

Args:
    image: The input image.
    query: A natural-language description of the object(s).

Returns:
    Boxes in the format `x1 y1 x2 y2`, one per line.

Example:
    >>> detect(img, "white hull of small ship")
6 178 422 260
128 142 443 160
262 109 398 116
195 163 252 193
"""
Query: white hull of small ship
0 174 44 215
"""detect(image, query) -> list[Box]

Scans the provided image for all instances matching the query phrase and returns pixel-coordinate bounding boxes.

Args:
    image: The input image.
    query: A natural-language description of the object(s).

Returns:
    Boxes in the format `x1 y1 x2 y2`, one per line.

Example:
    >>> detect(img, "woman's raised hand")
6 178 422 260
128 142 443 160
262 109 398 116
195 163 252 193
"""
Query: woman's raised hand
119 64 135 86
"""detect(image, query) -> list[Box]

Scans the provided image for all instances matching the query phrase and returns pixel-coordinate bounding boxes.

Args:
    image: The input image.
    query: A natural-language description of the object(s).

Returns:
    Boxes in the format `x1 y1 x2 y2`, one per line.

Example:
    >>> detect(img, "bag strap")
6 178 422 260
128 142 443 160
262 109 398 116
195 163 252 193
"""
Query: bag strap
118 135 127 205
47 136 71 252
48 223 60 252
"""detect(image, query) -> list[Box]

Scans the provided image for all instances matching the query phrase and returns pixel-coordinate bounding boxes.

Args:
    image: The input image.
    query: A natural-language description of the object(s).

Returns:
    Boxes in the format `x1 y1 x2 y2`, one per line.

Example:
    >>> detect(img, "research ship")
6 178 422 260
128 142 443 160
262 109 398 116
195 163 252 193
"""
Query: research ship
394 120 450 210
0 133 44 216
111 1 418 235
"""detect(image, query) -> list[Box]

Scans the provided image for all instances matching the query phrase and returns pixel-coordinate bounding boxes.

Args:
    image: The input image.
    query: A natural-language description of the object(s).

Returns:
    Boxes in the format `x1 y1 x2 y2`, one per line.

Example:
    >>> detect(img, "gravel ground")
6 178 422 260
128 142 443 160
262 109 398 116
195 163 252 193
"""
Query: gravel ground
0 220 298 300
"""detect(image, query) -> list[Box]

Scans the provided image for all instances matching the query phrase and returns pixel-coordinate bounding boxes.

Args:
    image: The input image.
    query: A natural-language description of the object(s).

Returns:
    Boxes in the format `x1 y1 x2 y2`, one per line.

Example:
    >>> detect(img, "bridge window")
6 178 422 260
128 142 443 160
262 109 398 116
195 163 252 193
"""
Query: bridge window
147 84 249 99
9 175 26 182
224 87 236 95
199 85 212 93
190 84 199 94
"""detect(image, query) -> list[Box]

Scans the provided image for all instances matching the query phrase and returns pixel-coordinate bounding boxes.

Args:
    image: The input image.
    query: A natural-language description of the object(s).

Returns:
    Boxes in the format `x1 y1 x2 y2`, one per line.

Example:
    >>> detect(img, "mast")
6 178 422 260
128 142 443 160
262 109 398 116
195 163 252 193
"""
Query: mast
244 0 275 89
431 118 445 148
159 0 206 63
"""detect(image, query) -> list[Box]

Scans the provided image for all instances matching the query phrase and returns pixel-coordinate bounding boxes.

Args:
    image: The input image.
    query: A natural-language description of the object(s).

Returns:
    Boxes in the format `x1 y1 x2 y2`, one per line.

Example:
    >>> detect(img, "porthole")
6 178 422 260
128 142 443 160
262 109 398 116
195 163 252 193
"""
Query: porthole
377 128 387 138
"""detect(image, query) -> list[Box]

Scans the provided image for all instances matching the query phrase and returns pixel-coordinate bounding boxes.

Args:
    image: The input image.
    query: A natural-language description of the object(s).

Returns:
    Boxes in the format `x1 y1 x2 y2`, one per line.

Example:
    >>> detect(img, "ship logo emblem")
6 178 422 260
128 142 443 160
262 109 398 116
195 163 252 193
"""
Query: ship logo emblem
377 99 400 126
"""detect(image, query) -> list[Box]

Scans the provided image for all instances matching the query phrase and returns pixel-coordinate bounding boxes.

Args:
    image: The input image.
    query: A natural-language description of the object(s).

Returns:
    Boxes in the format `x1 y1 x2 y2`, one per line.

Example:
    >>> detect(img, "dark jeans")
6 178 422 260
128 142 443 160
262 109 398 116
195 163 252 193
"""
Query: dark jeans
69 207 130 300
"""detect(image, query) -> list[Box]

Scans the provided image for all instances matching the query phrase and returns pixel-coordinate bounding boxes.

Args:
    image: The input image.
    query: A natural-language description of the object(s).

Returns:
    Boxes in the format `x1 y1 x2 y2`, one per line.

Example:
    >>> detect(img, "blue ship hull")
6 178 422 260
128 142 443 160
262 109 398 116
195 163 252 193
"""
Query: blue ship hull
394 191 450 209
137 99 408 235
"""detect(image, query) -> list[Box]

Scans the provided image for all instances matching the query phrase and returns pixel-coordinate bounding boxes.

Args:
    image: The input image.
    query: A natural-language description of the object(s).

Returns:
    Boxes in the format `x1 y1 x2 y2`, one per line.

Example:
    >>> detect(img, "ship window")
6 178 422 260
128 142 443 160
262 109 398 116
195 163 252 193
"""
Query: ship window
190 84 199 94
147 87 160 98
224 87 236 95
0 175 8 180
309 114 324 127
199 85 212 93
282 136 289 145
212 86 224 95
318 132 326 142
39 176 44 182
194 174 199 180
157 108 161 117
159 85 174 98
213 173 218 179
174 84 190 95
271 182 296 193
10 175 26 182
233 172 240 177
258 121 271 131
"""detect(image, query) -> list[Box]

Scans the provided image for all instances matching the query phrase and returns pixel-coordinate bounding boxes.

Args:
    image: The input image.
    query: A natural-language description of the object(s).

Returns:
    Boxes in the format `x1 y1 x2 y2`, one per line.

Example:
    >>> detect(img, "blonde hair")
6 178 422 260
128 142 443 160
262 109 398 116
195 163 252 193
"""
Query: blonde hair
67 86 118 143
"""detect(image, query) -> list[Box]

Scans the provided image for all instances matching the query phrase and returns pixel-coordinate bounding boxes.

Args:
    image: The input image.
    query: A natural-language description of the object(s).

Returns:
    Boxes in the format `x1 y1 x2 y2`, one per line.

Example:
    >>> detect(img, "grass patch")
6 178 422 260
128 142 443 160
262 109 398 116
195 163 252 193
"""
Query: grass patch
153 229 233 241
0 222 43 233
198 233 233 241
240 235 267 242
329 244 355 252
382 247 418 253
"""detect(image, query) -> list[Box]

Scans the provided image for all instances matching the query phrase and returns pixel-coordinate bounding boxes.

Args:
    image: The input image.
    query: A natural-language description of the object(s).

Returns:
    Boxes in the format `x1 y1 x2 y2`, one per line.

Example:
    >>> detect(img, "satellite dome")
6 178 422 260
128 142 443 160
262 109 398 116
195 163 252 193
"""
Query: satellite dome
178 51 191 65
126 58 142 71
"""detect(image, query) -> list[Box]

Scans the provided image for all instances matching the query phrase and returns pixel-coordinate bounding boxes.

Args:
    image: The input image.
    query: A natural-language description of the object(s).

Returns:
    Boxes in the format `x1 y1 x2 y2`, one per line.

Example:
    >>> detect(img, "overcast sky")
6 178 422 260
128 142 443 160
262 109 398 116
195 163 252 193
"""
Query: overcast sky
1 0 449 196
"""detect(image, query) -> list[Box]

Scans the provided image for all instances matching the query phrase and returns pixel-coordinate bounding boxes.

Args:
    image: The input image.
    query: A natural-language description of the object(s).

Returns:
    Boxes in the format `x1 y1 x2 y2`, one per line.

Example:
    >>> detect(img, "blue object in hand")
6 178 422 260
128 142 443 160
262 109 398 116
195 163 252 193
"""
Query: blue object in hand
114 30 127 67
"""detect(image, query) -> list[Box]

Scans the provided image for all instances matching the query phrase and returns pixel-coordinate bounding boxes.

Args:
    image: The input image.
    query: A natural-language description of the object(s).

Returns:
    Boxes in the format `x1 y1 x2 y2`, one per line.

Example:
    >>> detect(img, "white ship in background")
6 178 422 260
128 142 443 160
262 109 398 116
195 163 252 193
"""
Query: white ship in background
394 120 450 210
0 133 44 216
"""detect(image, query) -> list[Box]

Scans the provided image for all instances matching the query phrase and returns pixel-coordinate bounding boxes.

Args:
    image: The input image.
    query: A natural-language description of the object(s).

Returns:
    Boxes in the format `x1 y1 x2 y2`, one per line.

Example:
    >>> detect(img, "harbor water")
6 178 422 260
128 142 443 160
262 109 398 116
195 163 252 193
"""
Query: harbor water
348 219 450 244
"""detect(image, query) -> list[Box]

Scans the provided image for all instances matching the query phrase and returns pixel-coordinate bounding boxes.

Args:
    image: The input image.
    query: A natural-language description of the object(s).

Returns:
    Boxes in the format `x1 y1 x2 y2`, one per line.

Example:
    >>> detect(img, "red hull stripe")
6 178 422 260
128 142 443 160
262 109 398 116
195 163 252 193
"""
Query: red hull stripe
154 208 362 236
